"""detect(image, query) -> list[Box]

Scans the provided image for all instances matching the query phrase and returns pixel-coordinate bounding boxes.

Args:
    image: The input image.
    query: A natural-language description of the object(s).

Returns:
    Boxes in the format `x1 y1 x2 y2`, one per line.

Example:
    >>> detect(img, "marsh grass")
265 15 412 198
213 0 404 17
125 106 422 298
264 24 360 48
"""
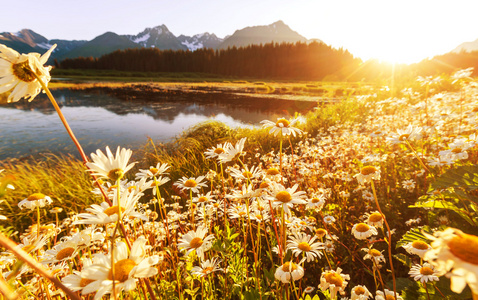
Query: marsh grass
0 155 100 233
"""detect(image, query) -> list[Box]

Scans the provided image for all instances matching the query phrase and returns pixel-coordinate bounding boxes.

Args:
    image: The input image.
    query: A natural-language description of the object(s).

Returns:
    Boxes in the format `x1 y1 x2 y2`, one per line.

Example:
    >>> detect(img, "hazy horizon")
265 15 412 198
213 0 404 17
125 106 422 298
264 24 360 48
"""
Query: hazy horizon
3 0 478 63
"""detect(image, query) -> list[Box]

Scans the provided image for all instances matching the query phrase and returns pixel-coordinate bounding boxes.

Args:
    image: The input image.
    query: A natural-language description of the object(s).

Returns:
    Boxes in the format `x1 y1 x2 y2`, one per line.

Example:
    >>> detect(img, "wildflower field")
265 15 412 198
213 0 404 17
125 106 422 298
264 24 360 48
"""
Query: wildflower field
1 44 478 300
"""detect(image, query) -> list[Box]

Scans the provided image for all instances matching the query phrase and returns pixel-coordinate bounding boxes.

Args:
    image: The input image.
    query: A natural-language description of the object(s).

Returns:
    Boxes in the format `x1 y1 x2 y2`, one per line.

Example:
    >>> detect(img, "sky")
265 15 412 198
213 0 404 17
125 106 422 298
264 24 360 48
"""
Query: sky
2 0 478 64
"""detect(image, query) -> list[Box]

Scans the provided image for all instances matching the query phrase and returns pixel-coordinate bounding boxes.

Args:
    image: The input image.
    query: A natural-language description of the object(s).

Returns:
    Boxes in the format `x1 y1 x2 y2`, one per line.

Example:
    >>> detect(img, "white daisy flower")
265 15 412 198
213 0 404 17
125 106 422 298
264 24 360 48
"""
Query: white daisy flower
178 226 215 260
261 117 303 137
266 182 306 214
191 257 223 277
286 232 324 262
86 146 136 181
74 189 146 225
18 193 53 210
386 124 422 144
81 236 159 299
0 43 56 102
365 211 384 228
350 285 372 300
134 163 170 180
318 267 350 300
351 223 378 240
354 166 381 185
402 240 431 259
204 143 231 161
408 263 439 283
361 247 386 265
323 215 336 224
274 261 304 283
217 138 247 163
174 175 207 194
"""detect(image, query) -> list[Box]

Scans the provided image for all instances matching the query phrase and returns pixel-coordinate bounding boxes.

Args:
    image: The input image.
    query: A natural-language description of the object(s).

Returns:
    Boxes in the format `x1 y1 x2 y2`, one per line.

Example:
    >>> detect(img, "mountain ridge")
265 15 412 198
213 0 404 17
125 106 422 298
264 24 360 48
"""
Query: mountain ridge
0 21 318 61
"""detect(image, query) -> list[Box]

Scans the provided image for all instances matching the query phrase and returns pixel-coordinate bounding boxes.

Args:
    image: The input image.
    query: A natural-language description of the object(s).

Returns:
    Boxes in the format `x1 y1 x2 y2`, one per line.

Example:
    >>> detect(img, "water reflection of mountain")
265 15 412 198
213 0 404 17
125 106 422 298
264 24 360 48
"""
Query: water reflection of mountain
3 89 317 124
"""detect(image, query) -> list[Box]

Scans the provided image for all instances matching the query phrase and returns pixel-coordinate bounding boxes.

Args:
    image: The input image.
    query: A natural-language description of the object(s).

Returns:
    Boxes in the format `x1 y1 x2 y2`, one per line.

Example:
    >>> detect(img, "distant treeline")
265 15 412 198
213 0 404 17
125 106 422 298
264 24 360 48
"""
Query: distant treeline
57 42 361 80
57 42 478 81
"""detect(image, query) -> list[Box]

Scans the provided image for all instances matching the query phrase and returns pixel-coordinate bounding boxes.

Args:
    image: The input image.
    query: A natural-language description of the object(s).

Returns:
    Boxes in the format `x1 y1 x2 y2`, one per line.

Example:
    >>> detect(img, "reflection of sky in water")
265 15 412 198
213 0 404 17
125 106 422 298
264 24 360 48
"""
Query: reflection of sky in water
0 89 315 159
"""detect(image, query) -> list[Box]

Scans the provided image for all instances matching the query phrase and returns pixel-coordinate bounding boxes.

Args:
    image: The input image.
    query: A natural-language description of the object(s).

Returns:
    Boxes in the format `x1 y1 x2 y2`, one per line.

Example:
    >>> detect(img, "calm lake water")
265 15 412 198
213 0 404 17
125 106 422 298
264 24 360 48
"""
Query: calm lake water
0 89 317 160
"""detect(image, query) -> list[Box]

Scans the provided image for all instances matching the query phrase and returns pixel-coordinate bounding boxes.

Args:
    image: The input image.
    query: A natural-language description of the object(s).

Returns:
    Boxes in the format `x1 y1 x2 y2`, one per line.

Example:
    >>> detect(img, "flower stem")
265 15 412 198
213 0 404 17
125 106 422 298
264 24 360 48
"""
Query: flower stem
370 181 397 298
0 232 80 300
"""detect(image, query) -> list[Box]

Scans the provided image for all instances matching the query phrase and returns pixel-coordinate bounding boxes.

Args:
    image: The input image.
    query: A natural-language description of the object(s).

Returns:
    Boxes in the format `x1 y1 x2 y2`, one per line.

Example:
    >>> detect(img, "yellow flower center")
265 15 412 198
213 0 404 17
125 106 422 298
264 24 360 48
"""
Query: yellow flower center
149 167 159 174
238 211 246 216
267 168 280 176
202 267 214 274
315 228 327 238
355 223 370 233
242 171 253 178
386 295 398 300
398 134 410 141
451 148 463 153
311 197 321 203
420 267 434 275
361 166 378 176
298 242 311 252
214 148 225 154
108 259 137 282
12 60 36 82
107 185 118 192
324 272 343 287
282 262 297 272
27 193 45 201
276 118 290 127
259 182 269 189
107 168 124 181
190 237 204 249
276 191 292 203
255 214 263 220
56 247 75 260
448 232 478 265
184 179 197 188
411 240 430 250
198 196 208 203
354 286 366 295
369 212 383 223
80 277 95 288
369 249 382 257
103 206 126 216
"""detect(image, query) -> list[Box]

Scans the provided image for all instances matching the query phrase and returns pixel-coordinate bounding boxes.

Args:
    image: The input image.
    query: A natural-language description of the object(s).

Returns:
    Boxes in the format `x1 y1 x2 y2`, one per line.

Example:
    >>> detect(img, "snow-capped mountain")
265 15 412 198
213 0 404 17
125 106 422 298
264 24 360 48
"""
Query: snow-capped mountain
126 25 187 50
1 21 321 61
178 33 223 51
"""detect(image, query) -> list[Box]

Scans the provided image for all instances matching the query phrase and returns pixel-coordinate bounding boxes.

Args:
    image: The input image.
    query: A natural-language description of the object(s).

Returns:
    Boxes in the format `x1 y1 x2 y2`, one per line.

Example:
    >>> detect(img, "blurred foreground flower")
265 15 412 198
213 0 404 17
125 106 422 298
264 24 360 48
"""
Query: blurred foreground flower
424 228 478 295
0 43 56 102
80 237 159 299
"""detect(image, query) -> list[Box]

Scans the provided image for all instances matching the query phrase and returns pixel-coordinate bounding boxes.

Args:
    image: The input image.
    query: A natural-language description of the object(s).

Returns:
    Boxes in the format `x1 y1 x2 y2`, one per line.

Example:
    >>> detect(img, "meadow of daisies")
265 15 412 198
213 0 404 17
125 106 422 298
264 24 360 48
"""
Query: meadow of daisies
1 44 478 300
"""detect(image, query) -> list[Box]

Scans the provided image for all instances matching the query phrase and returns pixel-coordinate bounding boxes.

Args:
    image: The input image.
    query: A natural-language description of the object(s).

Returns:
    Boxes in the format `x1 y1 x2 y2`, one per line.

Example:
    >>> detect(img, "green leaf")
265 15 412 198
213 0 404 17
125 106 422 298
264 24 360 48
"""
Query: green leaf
411 200 475 225
396 226 433 249
432 165 478 191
